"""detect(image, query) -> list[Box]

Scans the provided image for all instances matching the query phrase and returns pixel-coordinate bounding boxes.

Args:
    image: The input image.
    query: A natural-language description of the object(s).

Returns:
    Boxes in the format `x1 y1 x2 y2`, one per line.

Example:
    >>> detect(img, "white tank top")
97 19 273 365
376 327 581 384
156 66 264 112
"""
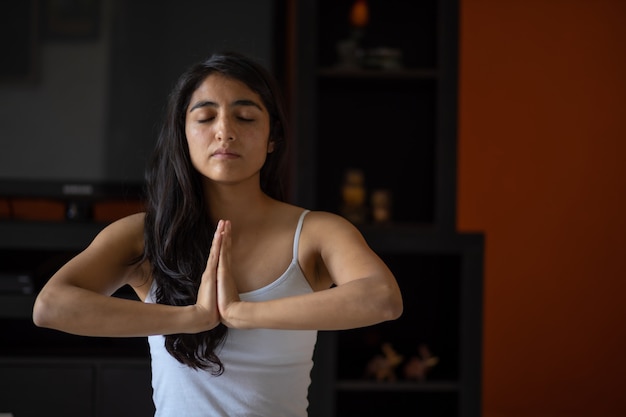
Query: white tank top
145 210 317 417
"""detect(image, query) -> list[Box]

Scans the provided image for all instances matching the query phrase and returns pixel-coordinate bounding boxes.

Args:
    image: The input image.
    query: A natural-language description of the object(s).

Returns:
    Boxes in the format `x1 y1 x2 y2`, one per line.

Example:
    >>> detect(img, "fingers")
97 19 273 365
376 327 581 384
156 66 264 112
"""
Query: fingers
207 220 224 268
198 219 239 328
217 220 231 296
195 220 225 329
218 220 230 267
216 220 240 327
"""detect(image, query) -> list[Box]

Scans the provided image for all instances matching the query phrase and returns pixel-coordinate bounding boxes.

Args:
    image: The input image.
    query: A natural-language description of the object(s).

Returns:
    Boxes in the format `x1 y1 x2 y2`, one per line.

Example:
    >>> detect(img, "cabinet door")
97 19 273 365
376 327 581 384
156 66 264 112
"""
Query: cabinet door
0 363 93 417
98 361 154 417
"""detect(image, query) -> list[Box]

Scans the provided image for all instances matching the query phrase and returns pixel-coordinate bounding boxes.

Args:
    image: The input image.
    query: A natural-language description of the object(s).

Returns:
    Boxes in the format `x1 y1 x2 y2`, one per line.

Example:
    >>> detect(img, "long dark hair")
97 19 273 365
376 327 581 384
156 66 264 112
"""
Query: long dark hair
142 51 290 373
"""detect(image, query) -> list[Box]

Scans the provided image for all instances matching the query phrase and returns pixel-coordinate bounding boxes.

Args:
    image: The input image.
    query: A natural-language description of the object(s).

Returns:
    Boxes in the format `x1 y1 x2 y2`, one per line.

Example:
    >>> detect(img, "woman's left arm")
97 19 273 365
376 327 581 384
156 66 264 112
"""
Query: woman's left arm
217 212 403 330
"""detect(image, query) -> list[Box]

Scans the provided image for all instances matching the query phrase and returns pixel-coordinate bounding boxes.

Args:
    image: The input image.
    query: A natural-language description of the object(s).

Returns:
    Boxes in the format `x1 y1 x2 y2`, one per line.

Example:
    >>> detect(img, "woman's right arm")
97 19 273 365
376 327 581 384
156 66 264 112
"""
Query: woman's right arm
32 213 219 337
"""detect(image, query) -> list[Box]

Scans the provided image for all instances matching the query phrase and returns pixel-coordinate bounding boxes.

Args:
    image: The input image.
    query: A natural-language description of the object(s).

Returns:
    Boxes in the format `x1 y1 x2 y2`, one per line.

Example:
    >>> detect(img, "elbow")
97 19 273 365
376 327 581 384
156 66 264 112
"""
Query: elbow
390 301 403 321
386 290 403 321
377 283 403 322
32 289 56 329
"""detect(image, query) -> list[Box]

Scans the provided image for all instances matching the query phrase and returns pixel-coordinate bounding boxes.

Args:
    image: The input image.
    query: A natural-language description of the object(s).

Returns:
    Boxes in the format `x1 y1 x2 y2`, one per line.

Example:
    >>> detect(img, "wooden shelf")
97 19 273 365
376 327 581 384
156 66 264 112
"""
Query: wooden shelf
318 67 438 80
335 380 459 392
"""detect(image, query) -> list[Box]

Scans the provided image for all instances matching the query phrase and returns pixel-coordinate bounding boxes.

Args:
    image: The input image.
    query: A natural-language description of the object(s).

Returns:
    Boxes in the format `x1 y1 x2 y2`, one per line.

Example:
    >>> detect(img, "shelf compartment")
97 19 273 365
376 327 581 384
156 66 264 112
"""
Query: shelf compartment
316 0 439 70
335 254 461 383
315 77 437 224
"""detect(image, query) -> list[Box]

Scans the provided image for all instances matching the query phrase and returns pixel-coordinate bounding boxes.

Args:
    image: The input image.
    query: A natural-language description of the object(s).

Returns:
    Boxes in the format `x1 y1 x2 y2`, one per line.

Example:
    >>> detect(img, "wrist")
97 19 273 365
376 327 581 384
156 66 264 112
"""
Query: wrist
183 304 220 334
222 301 252 329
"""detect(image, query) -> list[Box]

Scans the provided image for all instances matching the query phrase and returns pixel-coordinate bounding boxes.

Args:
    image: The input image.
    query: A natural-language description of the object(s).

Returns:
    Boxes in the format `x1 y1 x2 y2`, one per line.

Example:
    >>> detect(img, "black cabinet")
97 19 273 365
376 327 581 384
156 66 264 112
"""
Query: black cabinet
0 357 154 417
287 1 483 416
0 221 154 417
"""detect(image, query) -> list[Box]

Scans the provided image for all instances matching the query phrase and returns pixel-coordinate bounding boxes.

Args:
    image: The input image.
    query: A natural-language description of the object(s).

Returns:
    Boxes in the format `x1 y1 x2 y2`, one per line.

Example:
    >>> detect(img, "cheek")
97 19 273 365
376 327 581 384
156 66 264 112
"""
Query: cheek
185 127 206 167
185 124 199 143
185 125 210 150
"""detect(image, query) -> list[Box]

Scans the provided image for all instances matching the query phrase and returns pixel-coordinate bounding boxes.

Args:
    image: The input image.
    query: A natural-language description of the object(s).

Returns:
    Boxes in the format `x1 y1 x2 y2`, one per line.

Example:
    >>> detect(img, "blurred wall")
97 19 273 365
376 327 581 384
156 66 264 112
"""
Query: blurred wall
0 1 113 181
105 0 276 182
0 0 275 184
457 1 626 416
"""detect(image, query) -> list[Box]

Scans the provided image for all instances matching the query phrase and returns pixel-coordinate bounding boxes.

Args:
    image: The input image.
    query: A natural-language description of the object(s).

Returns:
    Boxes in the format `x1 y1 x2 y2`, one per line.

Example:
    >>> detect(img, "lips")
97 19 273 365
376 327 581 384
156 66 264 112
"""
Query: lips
211 149 240 158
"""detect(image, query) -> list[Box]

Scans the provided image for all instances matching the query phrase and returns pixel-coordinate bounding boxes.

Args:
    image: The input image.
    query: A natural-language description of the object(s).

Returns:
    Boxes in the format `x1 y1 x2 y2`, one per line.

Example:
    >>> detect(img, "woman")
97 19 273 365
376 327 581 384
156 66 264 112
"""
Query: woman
33 51 403 416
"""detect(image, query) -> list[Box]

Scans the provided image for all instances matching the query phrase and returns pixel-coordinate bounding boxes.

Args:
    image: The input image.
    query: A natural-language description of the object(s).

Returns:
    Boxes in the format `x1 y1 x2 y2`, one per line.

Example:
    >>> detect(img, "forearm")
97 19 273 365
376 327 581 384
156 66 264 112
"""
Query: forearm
33 284 215 337
226 277 402 331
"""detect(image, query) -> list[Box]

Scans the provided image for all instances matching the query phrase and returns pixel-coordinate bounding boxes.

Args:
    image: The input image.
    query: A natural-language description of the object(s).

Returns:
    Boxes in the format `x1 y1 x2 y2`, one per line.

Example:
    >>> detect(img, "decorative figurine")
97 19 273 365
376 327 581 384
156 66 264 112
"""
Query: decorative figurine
336 0 369 68
340 168 367 224
371 189 392 223
403 344 439 381
365 342 404 382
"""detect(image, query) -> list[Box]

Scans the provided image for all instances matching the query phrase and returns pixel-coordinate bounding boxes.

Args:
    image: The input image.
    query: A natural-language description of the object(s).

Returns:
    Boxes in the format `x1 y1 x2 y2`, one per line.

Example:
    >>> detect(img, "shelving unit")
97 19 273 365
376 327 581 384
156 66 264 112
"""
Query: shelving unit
289 0 460 231
288 1 483 416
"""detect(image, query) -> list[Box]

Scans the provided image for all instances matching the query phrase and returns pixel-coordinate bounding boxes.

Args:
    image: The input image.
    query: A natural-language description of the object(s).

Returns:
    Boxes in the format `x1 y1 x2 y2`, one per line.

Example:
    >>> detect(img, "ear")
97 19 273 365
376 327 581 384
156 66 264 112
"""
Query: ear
267 140 275 153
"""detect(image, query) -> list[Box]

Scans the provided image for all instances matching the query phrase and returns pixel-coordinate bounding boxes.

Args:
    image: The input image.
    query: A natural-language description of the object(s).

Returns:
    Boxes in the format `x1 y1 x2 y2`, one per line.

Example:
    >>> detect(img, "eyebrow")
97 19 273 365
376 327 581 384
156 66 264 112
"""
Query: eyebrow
188 99 263 112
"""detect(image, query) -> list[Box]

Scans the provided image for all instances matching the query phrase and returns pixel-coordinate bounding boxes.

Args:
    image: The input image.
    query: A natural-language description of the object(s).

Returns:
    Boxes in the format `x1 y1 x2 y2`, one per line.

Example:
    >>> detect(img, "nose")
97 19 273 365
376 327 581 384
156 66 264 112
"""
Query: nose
215 115 236 142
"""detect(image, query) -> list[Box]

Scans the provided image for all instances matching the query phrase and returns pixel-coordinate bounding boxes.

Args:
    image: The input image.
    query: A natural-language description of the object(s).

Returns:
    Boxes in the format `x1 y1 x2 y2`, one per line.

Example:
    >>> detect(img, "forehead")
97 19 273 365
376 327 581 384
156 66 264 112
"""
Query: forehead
189 73 265 108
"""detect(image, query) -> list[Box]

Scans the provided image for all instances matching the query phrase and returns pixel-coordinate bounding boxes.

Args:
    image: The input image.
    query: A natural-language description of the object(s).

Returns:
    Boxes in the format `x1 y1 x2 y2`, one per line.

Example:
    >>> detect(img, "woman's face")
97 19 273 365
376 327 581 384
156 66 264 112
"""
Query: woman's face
185 73 273 186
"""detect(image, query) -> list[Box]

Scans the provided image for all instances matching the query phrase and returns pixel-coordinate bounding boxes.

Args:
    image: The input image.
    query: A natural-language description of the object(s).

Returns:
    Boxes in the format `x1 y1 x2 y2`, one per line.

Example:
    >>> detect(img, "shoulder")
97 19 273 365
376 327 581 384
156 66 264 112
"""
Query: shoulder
298 210 390 289
303 210 361 232
90 212 146 257
99 212 145 238
267 203 368 252
273 204 356 233
301 210 367 250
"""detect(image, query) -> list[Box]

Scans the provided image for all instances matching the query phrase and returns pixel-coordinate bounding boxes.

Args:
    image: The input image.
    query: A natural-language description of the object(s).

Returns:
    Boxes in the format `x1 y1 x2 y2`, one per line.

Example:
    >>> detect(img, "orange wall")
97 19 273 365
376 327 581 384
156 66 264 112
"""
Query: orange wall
457 1 626 416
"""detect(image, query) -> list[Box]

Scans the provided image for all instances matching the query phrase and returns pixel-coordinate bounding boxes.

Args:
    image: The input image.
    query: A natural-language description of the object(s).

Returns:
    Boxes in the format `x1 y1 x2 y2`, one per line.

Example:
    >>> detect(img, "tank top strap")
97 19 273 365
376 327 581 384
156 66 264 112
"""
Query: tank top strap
292 210 310 260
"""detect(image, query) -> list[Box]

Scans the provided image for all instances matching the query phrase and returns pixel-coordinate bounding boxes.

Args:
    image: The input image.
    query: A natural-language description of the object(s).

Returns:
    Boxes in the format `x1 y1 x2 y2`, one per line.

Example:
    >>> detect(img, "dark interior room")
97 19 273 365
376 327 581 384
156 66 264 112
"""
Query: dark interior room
1 1 624 417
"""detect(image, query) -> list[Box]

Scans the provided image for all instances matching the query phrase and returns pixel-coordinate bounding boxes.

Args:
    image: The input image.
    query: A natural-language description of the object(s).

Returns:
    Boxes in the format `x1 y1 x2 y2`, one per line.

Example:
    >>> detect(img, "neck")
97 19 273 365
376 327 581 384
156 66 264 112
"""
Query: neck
203 180 274 225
